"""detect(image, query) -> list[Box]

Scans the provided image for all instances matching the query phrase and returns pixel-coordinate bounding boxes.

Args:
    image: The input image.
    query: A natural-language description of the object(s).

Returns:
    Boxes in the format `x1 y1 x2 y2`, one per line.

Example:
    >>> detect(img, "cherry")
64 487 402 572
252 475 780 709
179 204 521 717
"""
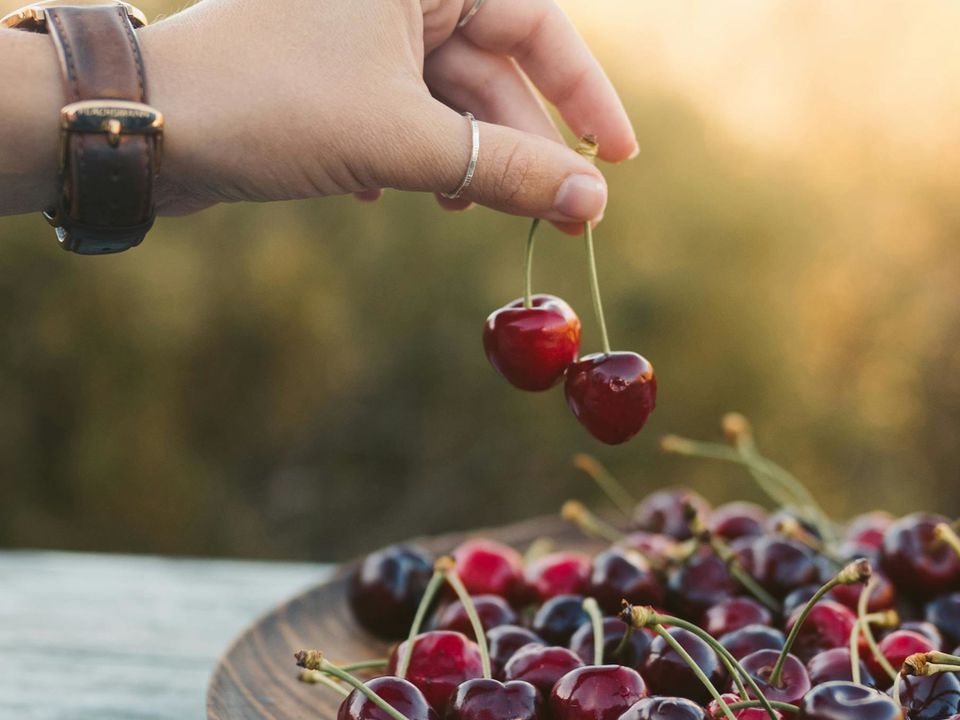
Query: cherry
564 352 657 445
805 648 875 687
881 512 960 599
735 535 819 599
892 672 960 720
337 676 438 720
702 597 773 638
434 595 517 640
620 696 707 720
718 624 786 661
708 502 768 542
504 644 584 698
846 511 895 550
447 678 541 720
619 531 680 566
569 617 652 669
386 631 483 712
550 665 648 720
829 572 895 614
705 695 784 720
783 600 857 663
867 630 936 684
348 543 434 639
739 648 811 705
483 294 580 392
898 621 944 650
782 585 821 616
523 551 591 603
633 488 711 541
798 681 902 720
588 548 665 614
452 539 523 600
666 547 737 620
642 628 726 704
487 626 544 679
531 594 592 645
926 592 960 647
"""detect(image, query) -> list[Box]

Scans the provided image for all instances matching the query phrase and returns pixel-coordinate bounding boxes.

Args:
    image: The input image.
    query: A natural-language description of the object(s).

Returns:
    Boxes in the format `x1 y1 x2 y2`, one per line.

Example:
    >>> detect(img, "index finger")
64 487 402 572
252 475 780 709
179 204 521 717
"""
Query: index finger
458 0 638 163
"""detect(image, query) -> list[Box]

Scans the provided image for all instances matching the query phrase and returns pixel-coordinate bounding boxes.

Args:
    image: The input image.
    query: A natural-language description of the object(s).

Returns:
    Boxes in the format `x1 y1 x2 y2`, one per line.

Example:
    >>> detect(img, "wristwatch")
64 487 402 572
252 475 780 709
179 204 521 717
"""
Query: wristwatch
2 1 162 254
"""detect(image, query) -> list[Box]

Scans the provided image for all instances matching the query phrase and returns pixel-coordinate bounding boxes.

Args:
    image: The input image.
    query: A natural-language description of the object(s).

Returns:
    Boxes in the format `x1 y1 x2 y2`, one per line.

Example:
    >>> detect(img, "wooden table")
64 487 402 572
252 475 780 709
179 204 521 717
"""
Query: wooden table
0 550 329 720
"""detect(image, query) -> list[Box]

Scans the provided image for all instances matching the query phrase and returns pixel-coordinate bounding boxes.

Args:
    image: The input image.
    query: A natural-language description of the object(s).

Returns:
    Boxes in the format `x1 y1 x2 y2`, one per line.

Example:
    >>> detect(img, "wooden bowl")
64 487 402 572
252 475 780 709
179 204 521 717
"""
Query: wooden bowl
207 515 600 719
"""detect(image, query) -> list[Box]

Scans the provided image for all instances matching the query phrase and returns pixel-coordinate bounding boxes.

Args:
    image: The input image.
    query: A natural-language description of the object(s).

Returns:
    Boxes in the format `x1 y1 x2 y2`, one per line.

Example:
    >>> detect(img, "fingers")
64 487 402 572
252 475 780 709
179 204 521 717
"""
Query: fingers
459 0 637 163
353 189 383 202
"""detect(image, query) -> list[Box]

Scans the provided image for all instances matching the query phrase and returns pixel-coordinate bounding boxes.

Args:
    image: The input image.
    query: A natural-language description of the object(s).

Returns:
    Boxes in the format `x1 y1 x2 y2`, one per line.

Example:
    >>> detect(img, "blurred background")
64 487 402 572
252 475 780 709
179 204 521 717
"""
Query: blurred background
1 0 958 561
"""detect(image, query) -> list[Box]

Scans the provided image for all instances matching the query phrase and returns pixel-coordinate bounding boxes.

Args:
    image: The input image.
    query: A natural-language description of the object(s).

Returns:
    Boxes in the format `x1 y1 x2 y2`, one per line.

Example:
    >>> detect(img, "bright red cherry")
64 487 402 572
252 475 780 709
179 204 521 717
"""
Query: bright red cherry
483 294 580 392
523 551 591 603
487 626 544 679
702 597 773 638
708 501 768 541
348 543 434 640
337 676 438 720
620 696 708 720
386 631 483 713
633 488 711 541
799 681 903 720
806 648 875 687
569 617 652 669
587 548 664 615
898 621 944 650
564 352 657 445
504 644 584 698
783 600 856 663
881 513 960 599
447 678 541 720
550 665 648 720
867 630 936 684
642 628 726 705
830 571 895 613
452 539 523 599
434 595 517 640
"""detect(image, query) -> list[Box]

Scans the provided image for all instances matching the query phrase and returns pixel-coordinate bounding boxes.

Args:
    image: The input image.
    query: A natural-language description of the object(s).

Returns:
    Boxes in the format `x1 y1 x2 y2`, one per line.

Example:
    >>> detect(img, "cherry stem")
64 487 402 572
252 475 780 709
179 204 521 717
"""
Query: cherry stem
892 672 903 710
523 218 540 309
573 136 611 355
443 566 493 680
396 563 448 679
929 651 960 665
728 700 800 714
935 523 960 559
856 576 898 682
650 623 736 720
582 597 605 665
769 559 871 688
573 453 636 517
612 623 635 663
561 500 625 544
298 669 351 696
849 610 898 685
622 604 778 720
523 537 555 565
295 651 409 720
339 659 389 673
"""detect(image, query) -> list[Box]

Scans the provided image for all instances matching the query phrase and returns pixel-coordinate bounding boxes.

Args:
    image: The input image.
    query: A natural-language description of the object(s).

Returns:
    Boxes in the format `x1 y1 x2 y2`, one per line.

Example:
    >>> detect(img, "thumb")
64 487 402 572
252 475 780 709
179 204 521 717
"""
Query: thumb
383 100 608 223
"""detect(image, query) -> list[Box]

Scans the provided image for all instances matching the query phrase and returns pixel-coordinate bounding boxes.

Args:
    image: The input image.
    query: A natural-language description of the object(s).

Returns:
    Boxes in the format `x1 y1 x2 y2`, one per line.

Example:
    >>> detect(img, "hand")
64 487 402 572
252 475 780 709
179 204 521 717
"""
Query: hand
141 0 637 229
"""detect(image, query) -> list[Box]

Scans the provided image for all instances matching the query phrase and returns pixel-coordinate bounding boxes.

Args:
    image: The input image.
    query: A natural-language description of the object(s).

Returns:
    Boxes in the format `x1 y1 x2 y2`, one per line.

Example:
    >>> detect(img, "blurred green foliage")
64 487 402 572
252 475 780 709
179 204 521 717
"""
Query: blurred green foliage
1 2 958 560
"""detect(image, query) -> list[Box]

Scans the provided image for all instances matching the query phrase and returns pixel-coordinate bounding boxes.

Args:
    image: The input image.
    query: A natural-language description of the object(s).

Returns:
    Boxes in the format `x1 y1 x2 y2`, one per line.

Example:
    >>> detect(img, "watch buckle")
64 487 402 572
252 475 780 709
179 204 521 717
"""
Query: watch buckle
59 100 163 170
1 3 149 31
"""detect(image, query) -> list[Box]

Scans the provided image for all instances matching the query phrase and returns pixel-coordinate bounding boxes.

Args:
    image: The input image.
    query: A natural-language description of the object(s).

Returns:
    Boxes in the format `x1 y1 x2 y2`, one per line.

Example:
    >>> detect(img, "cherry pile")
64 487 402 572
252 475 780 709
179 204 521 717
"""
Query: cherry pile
298 417 960 720
483 137 656 446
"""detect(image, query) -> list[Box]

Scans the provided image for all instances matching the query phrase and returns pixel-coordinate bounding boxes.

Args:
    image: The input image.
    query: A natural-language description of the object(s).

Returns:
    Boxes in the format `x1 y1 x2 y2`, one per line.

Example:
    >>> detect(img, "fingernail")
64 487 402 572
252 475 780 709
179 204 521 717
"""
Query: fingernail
552 174 607 221
628 143 640 160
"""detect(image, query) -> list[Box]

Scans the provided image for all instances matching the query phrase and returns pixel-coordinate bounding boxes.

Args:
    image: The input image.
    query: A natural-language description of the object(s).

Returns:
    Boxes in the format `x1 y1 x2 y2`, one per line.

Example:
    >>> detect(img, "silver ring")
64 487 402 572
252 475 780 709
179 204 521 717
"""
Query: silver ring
441 112 479 200
457 0 487 28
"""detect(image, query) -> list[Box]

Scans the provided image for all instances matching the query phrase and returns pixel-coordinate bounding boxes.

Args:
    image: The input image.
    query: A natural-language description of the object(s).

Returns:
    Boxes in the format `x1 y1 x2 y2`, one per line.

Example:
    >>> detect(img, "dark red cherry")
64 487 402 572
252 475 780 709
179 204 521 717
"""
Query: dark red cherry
702 597 773 638
620 696 707 720
337 676 438 720
708 502 768 541
386 631 483 713
798 681 903 720
666 547 737 620
452 539 523 599
867 630 936 684
483 294 580 392
588 548 665 615
881 513 960 599
569 617 652 669
782 585 820 616
434 595 517 640
564 352 657 445
739 648 811 705
523 552 591 603
806 648 875 687
642 628 726 705
891 673 960 720
348 544 434 639
487 626 544 679
619 532 680 566
718 624 786 661
633 488 711 541
845 511 895 550
783 600 857 663
446 678 541 720
735 535 819 599
504 644 584 698
926 592 960 647
531 594 591 645
550 665 648 720
898 621 944 650
830 571 896 613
